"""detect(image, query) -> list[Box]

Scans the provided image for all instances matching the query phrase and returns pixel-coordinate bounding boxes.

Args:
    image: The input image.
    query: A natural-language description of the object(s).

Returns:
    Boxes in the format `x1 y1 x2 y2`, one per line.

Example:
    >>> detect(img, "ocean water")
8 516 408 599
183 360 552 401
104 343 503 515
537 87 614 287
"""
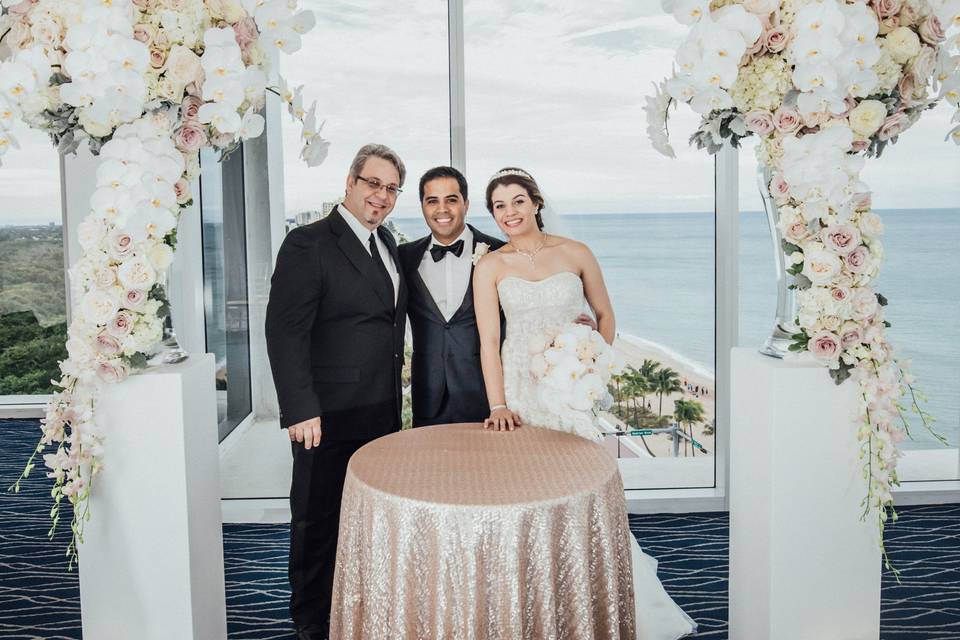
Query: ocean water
392 209 960 450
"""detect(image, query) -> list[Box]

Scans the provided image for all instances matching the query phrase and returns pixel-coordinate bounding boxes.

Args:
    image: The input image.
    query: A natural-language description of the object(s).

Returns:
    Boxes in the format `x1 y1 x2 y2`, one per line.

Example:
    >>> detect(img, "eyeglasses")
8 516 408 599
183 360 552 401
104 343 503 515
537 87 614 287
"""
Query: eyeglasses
355 176 403 197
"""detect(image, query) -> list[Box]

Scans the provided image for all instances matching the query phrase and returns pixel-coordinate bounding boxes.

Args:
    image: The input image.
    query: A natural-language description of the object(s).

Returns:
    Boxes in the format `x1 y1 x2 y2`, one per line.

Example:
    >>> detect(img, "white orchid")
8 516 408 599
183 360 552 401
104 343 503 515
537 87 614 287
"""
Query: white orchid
197 101 242 133
0 97 19 130
239 107 265 139
202 76 245 108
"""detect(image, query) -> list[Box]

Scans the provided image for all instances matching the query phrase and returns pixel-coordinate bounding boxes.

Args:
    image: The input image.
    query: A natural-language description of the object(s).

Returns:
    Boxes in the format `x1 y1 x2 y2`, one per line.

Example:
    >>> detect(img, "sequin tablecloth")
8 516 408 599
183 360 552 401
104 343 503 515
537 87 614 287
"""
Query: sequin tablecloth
330 423 636 640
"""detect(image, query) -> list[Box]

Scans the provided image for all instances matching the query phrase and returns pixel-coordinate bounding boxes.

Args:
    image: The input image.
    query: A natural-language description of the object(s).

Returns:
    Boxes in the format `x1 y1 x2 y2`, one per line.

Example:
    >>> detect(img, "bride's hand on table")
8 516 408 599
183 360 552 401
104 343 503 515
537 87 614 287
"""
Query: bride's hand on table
484 406 522 431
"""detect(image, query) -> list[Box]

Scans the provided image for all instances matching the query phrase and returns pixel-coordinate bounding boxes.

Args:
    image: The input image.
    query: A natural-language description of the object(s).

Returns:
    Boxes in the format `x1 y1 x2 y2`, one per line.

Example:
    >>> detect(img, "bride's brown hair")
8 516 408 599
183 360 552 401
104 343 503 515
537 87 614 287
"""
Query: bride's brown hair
485 167 545 231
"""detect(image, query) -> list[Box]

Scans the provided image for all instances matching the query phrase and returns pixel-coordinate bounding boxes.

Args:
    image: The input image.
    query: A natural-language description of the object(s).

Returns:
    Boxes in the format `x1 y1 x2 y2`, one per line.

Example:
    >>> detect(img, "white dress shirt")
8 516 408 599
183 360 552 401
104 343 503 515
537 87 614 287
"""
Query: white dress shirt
339 204 400 304
418 226 473 321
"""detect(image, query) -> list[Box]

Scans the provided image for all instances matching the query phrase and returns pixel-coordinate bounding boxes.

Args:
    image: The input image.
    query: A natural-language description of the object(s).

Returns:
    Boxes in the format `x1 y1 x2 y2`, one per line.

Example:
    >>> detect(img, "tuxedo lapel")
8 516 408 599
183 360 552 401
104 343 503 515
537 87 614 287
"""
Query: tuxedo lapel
406 236 444 322
377 225 405 319
330 207 393 310
449 226 498 323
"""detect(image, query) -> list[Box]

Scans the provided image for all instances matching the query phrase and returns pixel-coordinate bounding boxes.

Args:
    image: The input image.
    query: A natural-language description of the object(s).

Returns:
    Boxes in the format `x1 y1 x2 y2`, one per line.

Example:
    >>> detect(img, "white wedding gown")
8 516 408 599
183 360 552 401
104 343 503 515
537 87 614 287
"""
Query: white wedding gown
498 270 697 640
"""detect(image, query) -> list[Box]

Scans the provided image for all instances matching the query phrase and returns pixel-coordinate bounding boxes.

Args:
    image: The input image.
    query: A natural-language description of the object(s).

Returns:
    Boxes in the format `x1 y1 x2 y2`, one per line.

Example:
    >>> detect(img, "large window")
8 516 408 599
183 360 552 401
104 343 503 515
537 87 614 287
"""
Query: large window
0 123 66 400
278 0 450 225
454 0 717 489
199 148 253 441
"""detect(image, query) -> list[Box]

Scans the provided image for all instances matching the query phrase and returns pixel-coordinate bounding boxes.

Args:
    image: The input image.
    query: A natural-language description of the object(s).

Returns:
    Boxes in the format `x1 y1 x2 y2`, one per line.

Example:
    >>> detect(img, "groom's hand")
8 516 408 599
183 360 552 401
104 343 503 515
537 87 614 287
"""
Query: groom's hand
575 313 597 331
289 417 322 449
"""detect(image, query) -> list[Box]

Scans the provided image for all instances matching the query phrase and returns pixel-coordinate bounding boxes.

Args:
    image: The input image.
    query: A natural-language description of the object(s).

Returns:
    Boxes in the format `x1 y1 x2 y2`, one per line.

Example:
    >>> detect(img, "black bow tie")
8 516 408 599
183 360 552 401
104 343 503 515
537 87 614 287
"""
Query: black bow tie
430 239 465 262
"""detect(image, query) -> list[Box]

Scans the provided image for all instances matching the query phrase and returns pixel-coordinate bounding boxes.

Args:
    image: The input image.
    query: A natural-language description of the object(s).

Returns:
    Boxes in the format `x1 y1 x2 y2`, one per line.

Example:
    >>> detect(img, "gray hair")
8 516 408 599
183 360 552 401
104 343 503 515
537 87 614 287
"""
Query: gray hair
348 143 406 187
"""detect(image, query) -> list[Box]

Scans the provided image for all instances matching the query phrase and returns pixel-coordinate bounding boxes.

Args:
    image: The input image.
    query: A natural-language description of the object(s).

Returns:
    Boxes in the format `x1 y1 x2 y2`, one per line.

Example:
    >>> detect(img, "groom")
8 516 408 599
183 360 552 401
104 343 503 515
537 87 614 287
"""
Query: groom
265 144 408 640
398 166 504 426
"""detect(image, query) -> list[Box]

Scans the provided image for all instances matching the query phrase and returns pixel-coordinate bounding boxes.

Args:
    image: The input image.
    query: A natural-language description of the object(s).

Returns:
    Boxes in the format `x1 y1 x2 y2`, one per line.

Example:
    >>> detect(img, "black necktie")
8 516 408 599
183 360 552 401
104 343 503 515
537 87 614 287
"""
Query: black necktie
430 239 465 262
368 232 394 304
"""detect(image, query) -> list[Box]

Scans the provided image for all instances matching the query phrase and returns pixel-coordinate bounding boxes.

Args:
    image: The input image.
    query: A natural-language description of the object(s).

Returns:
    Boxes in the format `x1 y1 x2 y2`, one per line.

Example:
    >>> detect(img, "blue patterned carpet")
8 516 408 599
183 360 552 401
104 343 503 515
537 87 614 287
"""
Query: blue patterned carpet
2 419 958 639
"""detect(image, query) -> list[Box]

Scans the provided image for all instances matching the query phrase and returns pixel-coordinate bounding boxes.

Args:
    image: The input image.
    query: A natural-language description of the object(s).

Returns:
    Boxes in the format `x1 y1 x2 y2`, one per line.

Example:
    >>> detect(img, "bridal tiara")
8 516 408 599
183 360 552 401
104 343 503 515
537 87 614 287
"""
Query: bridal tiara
488 168 534 183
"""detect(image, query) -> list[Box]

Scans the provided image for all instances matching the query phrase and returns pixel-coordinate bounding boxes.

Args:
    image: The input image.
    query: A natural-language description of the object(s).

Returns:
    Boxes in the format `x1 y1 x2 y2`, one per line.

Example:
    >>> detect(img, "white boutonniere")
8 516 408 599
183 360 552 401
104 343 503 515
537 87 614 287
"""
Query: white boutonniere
472 242 490 265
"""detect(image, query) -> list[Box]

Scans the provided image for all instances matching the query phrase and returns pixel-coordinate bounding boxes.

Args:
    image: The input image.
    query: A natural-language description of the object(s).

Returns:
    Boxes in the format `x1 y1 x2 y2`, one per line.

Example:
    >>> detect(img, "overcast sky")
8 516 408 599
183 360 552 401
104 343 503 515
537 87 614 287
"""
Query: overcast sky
0 0 956 225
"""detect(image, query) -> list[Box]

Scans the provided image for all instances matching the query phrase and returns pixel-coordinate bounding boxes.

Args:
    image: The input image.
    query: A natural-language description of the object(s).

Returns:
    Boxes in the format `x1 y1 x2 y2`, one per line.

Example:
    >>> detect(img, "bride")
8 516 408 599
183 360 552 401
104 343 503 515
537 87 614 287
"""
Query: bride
472 167 697 640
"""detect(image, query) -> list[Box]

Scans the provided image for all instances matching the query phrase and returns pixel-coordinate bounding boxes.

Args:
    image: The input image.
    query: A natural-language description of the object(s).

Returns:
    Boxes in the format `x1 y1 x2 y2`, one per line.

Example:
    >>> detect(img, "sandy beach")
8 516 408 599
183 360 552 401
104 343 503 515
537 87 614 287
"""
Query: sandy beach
607 334 716 459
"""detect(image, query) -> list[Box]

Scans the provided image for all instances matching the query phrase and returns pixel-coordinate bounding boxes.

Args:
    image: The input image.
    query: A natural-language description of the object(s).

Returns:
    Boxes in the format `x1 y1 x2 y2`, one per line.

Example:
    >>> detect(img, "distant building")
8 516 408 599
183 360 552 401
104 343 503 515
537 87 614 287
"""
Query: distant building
295 210 322 227
322 201 337 217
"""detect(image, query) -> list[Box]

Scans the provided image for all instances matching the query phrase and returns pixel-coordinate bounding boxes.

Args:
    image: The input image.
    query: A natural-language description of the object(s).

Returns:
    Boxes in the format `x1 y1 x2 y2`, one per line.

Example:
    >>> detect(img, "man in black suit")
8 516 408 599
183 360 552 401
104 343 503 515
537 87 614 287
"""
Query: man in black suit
398 166 504 426
265 144 408 640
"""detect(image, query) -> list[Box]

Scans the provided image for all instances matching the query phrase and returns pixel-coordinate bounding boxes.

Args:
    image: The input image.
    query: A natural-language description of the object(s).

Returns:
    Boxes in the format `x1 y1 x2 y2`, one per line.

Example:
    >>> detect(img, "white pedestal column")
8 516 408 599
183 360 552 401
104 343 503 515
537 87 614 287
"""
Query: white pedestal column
730 348 880 640
78 354 227 640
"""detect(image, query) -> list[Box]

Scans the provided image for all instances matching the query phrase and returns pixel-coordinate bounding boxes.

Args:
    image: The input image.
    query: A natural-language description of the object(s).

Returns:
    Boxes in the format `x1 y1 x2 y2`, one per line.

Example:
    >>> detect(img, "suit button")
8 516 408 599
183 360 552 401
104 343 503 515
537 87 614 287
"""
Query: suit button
394 353 399 359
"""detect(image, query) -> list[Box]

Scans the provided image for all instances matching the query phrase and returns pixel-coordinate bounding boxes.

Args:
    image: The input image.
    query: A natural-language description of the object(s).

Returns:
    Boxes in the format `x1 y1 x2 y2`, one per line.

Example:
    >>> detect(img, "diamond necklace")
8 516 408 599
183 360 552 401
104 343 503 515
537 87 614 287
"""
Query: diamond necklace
510 233 548 267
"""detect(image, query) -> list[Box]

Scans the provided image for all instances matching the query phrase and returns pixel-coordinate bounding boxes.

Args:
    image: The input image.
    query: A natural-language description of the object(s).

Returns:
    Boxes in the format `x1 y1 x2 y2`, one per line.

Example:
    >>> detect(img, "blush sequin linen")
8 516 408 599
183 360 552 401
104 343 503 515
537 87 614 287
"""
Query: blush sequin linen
330 423 637 640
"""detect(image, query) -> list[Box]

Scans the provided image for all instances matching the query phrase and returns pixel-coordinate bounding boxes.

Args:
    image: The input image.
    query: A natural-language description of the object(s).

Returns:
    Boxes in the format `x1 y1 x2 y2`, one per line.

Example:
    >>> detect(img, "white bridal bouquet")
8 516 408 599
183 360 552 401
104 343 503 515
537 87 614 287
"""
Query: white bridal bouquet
1 0 326 566
645 0 958 569
528 322 625 438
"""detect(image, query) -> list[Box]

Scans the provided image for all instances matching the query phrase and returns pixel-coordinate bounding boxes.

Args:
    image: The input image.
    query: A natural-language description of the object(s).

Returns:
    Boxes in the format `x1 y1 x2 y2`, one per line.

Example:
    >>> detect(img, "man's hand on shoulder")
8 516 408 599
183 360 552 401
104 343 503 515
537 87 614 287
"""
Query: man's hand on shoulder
288 417 322 449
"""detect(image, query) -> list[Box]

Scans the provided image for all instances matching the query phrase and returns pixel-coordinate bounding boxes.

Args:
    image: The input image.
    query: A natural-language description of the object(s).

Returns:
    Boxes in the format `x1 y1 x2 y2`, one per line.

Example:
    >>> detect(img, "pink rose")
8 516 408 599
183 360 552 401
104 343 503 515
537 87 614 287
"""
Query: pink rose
174 178 192 204
785 220 810 242
821 224 862 255
109 231 134 259
877 111 909 141
124 289 146 309
872 0 901 19
878 15 900 34
845 245 871 273
897 73 916 105
919 16 945 44
851 289 879 320
852 191 872 211
97 361 129 384
175 122 208 152
809 331 841 361
150 48 166 69
108 311 134 337
180 95 203 121
851 139 870 152
763 27 789 53
769 172 790 202
773 106 802 134
831 287 850 302
841 325 863 348
133 24 156 46
745 110 775 136
95 331 122 356
233 17 258 47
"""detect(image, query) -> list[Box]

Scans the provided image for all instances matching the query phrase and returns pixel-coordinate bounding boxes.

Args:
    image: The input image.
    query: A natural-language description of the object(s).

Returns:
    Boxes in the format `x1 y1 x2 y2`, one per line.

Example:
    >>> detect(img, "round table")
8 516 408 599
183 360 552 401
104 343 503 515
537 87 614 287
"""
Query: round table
330 423 636 640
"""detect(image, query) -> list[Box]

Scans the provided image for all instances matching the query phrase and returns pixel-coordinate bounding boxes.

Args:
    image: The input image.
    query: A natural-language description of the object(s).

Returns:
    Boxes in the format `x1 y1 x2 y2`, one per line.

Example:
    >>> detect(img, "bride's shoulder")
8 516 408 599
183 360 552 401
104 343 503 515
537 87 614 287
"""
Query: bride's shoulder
547 234 593 256
473 248 505 277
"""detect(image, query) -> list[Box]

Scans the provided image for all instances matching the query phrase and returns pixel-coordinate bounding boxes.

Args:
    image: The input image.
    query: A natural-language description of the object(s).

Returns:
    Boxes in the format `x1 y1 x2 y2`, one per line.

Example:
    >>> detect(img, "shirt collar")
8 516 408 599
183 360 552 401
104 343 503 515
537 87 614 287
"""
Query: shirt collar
431 224 472 248
339 202 379 246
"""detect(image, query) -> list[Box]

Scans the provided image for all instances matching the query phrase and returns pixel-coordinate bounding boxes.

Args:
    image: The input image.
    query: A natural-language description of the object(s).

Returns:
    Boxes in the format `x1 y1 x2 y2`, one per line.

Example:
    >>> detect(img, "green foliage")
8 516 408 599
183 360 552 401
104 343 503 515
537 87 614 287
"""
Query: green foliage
0 225 68 394
0 311 67 394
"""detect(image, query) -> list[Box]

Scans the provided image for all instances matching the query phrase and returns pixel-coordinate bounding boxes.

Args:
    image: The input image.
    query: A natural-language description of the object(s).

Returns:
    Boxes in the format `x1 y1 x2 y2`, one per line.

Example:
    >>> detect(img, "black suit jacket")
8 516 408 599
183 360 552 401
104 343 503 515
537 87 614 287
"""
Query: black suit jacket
398 225 504 425
265 206 408 440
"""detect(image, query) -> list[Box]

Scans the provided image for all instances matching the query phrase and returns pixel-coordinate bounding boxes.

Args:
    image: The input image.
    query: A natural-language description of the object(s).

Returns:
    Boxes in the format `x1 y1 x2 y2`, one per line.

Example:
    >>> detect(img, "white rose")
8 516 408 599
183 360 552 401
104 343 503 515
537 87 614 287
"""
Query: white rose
30 15 62 46
801 247 843 285
78 110 113 138
848 100 888 137
858 212 885 237
165 45 203 88
82 290 120 325
851 289 879 320
118 256 158 290
147 242 175 270
77 218 106 251
884 27 922 64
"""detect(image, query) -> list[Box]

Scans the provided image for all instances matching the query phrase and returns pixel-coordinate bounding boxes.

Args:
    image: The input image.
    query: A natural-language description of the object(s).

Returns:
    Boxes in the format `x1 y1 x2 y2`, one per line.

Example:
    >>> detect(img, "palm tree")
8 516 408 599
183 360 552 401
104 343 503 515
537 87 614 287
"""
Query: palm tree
637 359 660 408
674 398 706 457
652 367 683 417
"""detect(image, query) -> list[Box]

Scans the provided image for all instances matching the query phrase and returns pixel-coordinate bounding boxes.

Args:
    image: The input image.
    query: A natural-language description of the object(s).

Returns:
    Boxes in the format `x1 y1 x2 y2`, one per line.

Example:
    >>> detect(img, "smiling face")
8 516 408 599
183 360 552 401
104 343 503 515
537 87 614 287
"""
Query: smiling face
421 176 468 244
343 156 401 229
490 183 540 237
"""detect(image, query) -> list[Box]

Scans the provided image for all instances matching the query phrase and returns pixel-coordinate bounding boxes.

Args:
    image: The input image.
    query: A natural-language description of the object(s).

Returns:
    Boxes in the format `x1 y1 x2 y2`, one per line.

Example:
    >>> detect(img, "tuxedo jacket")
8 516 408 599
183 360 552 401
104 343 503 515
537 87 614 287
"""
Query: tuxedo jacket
265 206 408 440
398 225 504 425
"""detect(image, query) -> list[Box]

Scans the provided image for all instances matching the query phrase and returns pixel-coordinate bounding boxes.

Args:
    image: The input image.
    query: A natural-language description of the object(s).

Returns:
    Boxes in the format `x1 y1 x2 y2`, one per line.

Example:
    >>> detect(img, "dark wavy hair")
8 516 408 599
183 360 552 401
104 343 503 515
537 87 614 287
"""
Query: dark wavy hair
484 167 544 231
